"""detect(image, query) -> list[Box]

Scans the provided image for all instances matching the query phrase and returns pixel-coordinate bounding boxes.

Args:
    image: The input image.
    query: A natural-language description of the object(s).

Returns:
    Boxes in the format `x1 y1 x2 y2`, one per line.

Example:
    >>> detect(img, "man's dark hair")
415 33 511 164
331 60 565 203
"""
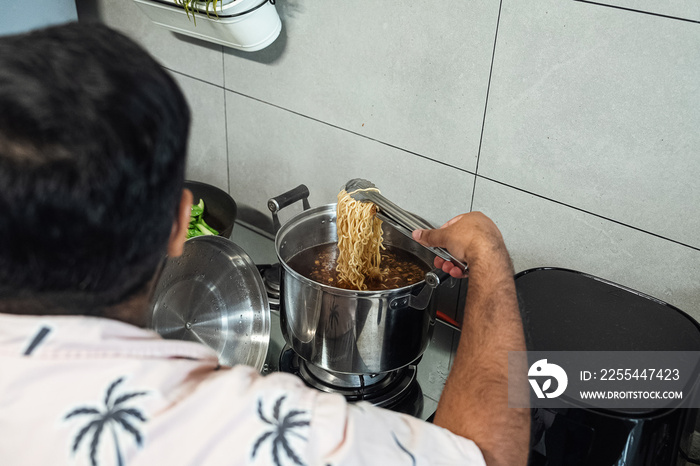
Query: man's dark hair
0 22 190 313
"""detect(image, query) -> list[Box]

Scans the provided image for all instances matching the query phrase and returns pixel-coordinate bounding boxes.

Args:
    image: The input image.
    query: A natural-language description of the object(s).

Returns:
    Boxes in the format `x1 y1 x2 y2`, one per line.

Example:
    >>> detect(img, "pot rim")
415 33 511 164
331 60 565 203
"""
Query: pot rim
275 203 433 297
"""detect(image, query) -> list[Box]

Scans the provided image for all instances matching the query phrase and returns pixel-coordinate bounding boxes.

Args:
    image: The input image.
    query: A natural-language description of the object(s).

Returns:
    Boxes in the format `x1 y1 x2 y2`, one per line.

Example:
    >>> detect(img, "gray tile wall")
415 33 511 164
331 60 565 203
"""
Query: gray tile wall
90 0 699 318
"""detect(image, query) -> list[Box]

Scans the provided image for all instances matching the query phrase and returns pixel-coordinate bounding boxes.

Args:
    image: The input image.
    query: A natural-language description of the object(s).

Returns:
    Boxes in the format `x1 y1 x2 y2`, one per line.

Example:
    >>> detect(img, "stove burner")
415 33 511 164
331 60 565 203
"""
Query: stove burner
302 361 390 389
279 348 423 416
257 263 280 311
263 264 280 292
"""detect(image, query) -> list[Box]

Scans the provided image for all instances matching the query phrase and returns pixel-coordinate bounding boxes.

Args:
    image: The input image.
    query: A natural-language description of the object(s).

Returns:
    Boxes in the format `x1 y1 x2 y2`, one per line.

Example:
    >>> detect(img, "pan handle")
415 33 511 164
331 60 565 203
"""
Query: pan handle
389 269 449 311
267 184 311 233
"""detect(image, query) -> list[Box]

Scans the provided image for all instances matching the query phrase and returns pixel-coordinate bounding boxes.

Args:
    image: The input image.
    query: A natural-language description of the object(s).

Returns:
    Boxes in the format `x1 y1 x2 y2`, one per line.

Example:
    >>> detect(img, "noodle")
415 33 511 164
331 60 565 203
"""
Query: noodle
336 188 385 290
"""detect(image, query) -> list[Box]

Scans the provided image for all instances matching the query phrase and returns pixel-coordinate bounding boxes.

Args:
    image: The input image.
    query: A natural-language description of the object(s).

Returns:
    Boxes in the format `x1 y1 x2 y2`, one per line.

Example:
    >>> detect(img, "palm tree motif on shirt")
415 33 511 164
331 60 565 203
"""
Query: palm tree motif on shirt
64 377 148 466
251 395 310 466
392 432 417 466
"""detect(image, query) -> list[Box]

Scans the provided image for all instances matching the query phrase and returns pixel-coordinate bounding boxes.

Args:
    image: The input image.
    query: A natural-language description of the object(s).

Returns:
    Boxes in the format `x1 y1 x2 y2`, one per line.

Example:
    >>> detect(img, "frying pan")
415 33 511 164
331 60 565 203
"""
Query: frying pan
185 180 237 239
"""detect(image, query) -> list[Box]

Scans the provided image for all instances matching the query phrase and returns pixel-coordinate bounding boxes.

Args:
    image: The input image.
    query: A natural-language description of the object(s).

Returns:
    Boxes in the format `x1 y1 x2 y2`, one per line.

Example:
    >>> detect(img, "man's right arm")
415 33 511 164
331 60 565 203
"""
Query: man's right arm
412 212 530 466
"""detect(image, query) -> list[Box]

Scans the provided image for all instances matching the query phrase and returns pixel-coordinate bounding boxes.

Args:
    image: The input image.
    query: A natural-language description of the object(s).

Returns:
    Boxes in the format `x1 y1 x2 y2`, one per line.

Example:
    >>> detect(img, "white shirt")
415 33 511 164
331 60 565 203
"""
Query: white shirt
0 313 485 465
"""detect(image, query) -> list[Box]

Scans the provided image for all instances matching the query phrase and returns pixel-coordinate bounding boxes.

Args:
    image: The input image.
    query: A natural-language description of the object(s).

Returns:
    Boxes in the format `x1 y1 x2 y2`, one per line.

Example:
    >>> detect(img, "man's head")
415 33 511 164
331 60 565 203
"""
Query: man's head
0 23 191 316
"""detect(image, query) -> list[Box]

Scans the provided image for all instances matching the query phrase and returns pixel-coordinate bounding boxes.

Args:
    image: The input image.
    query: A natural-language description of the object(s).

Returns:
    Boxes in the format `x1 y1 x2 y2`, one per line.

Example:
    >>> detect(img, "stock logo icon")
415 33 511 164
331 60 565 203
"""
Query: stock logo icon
528 359 568 399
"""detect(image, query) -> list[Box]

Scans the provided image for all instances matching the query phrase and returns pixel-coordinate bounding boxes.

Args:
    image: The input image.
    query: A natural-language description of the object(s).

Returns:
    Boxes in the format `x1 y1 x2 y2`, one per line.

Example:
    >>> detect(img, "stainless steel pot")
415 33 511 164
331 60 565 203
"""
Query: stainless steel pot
270 185 447 375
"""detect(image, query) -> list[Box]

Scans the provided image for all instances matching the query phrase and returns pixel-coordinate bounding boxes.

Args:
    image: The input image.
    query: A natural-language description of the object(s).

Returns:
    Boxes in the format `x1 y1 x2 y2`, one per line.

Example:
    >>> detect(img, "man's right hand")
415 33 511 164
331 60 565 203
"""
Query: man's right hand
412 212 513 278
413 211 529 466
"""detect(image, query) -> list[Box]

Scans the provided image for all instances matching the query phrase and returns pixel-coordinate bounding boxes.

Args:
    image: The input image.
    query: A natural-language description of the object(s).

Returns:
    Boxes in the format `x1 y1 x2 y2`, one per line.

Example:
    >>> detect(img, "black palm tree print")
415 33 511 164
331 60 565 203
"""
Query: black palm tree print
392 432 416 466
64 377 148 466
251 395 310 466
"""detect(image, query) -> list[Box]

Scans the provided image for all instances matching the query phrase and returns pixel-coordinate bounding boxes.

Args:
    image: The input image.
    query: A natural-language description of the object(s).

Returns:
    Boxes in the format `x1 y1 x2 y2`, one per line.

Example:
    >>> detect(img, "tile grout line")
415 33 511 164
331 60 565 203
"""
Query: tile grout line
164 69 700 254
478 174 700 253
574 0 700 24
164 68 477 176
471 0 503 213
221 49 231 194
224 89 477 175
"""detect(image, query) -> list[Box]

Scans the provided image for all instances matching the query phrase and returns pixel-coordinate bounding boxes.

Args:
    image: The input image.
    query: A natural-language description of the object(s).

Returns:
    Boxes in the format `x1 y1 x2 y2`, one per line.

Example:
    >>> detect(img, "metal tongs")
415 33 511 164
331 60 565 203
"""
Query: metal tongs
343 178 468 273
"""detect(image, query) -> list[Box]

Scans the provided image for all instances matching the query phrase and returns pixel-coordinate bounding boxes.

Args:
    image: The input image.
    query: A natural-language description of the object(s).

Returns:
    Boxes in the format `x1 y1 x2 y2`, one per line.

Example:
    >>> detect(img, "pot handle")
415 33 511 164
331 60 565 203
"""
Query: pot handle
267 184 311 233
390 269 450 311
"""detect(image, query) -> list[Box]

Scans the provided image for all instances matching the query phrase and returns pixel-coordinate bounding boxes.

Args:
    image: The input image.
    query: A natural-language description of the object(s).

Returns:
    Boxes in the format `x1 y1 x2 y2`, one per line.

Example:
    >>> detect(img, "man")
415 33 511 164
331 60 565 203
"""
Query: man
0 23 529 465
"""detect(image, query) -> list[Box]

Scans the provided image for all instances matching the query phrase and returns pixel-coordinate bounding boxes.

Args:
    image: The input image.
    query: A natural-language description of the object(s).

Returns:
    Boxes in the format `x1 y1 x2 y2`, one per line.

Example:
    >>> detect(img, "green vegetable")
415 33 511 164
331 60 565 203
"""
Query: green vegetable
190 200 204 217
187 199 219 239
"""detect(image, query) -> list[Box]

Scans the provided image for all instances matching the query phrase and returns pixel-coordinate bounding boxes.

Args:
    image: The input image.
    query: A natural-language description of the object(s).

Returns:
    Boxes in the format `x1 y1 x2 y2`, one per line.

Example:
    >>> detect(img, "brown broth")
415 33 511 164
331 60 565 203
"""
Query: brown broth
286 243 430 291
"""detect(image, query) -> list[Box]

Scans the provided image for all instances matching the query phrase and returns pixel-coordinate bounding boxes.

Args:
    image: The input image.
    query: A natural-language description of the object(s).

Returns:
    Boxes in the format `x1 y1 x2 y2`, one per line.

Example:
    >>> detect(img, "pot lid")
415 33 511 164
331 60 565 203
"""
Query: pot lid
149 236 270 371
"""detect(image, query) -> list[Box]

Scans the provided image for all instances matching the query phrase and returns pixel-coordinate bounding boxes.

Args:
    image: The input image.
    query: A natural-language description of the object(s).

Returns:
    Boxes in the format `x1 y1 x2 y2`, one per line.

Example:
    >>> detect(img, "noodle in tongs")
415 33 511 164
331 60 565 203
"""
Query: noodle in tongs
341 178 468 274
